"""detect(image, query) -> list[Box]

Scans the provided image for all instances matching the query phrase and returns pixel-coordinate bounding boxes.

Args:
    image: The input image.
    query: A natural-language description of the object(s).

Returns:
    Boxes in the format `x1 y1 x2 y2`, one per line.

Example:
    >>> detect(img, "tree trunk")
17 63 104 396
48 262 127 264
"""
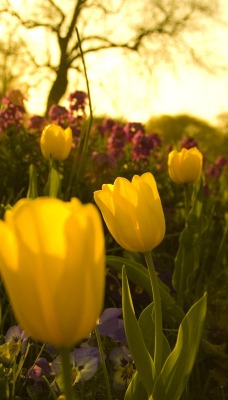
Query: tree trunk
45 64 68 115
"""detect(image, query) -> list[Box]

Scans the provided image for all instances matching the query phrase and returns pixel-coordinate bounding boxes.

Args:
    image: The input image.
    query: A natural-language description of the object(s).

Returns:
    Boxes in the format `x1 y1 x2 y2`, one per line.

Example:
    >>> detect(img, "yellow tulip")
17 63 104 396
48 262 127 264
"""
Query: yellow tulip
0 197 105 348
40 123 72 160
94 172 165 253
168 147 203 184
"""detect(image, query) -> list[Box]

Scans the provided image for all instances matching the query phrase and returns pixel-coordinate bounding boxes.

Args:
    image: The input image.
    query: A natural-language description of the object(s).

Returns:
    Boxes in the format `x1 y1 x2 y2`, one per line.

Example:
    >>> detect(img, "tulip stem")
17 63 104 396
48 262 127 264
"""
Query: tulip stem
144 251 163 376
94 325 112 400
45 159 61 198
184 183 192 218
59 347 75 400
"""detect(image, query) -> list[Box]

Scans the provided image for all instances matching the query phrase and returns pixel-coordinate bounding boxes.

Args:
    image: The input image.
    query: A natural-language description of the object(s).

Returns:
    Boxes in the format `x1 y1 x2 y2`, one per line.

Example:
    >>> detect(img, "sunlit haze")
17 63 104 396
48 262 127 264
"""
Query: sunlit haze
3 0 228 125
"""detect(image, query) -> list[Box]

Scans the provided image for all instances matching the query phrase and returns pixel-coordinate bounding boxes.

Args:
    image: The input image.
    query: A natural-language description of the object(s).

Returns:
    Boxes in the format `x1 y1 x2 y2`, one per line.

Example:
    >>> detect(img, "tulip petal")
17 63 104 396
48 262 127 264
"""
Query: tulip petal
95 187 141 251
40 124 72 160
182 148 203 182
94 173 165 253
168 148 203 184
168 150 183 183
0 197 105 347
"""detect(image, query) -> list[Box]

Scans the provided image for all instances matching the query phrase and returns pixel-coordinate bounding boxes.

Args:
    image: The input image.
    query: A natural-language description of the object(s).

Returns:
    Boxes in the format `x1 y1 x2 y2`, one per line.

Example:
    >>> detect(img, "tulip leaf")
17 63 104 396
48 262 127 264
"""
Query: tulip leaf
172 181 208 302
124 371 148 400
107 255 184 326
213 225 228 273
138 303 171 364
152 292 207 400
27 164 38 199
109 255 152 294
122 266 155 395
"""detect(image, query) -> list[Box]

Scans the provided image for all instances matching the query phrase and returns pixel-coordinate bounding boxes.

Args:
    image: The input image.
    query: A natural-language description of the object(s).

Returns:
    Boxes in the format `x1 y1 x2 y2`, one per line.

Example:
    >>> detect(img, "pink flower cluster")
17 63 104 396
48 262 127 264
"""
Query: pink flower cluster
206 156 228 179
0 90 26 135
181 136 198 149
26 90 89 139
95 119 162 161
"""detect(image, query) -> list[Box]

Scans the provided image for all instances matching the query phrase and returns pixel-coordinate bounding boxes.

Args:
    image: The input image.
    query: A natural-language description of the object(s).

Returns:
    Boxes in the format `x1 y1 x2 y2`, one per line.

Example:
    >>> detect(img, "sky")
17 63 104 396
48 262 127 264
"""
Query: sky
73 52 228 124
3 0 228 125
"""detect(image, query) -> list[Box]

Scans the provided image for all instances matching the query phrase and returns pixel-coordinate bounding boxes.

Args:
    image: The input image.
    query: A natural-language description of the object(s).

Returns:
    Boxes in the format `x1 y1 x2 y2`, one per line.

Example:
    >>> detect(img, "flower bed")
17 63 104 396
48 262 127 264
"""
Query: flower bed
0 89 227 400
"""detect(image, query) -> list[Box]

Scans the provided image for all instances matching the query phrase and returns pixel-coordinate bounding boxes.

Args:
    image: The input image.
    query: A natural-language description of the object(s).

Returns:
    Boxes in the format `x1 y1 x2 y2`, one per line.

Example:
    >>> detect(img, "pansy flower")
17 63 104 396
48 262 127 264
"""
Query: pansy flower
52 347 99 390
97 308 126 343
27 357 53 381
109 346 136 390
5 325 29 355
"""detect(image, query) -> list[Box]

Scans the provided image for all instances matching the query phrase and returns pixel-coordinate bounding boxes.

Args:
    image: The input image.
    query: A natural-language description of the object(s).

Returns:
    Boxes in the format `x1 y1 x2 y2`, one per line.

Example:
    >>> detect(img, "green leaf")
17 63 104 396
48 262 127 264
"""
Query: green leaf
172 181 208 301
138 303 171 364
124 371 148 400
213 226 228 272
107 255 184 326
122 266 155 395
152 292 207 400
27 164 38 199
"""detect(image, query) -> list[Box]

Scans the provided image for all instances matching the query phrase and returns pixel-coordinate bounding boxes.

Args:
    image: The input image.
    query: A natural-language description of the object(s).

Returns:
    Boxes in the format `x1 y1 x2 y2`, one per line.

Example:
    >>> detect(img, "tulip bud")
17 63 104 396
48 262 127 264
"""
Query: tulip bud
40 123 72 160
168 147 203 184
0 197 105 348
94 172 165 253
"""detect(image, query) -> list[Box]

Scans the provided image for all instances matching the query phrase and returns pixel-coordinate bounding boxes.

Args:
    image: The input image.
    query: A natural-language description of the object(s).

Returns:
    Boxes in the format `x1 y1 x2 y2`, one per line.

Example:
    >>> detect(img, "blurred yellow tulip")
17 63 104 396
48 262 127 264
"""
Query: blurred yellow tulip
94 172 165 253
0 197 105 348
40 123 72 160
168 147 203 184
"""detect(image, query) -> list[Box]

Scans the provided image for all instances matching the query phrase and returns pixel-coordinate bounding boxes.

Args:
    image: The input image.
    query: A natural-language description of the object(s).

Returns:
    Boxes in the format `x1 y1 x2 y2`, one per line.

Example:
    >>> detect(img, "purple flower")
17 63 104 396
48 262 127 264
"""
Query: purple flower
5 325 28 344
148 132 162 147
206 164 221 179
48 105 69 126
181 136 198 149
132 131 155 160
68 91 88 112
107 124 127 158
97 308 126 343
27 357 53 381
68 114 84 137
215 156 228 167
94 118 117 137
109 346 136 390
0 99 25 135
27 115 46 131
0 325 28 362
124 122 145 141
206 156 228 179
102 119 117 133
52 347 99 388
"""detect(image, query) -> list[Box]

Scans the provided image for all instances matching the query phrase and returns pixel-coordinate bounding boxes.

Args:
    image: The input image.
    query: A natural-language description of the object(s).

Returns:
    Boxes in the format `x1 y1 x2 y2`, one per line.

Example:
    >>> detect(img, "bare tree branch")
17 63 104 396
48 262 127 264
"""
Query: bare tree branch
0 0 225 114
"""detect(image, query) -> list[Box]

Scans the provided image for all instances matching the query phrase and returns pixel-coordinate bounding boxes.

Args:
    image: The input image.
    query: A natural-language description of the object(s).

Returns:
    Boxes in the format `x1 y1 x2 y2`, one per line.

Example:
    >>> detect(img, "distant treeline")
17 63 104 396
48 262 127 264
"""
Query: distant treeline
146 113 228 159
